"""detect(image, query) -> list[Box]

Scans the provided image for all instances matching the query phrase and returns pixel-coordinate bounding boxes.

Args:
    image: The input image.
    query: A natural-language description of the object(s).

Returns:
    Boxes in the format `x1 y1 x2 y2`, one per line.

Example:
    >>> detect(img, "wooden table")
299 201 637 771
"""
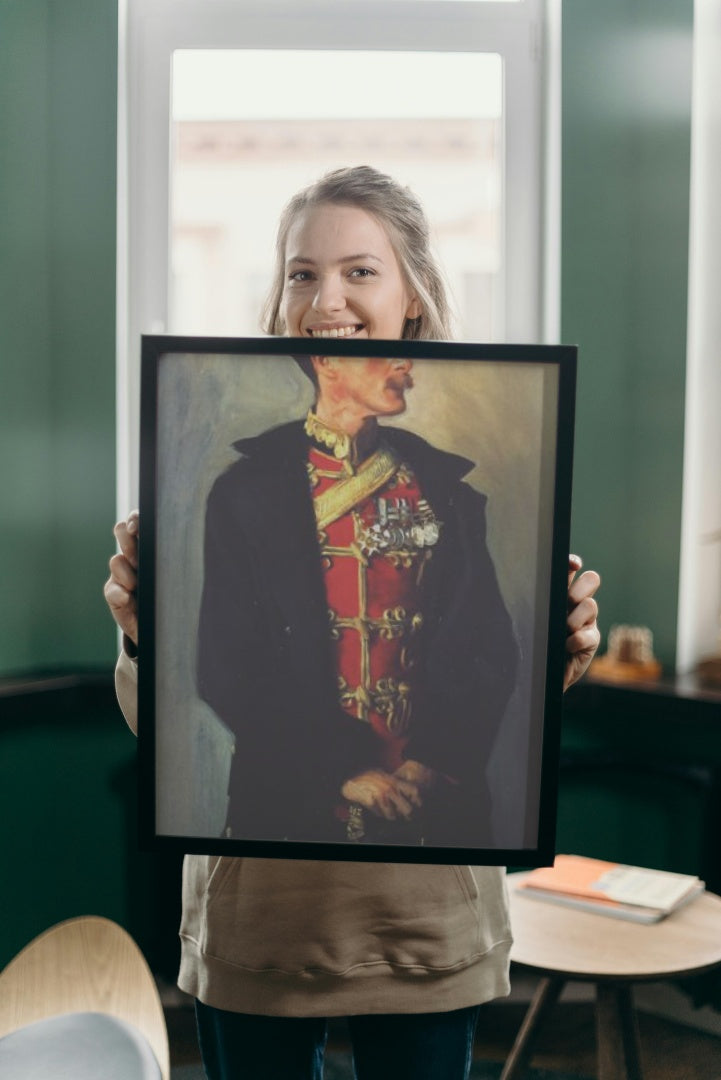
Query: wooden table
503 873 721 1080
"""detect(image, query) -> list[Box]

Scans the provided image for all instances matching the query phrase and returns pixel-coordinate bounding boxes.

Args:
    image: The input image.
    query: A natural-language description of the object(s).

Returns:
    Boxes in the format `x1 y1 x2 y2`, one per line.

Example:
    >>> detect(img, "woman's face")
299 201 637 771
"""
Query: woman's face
280 203 420 341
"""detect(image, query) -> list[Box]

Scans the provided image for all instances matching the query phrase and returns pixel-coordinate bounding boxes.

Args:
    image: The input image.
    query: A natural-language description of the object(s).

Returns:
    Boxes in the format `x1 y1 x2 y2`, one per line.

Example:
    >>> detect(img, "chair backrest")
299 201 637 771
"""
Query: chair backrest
0 915 170 1080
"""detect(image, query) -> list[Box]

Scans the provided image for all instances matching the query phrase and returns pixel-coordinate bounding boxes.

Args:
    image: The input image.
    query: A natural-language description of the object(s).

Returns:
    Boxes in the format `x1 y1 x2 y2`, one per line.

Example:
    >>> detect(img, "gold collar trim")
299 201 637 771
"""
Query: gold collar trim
304 411 377 469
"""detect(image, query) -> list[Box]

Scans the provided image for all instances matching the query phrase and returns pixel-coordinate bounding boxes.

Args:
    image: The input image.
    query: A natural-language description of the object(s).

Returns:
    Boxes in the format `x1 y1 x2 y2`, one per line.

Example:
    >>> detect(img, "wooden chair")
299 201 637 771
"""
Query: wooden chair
0 915 169 1079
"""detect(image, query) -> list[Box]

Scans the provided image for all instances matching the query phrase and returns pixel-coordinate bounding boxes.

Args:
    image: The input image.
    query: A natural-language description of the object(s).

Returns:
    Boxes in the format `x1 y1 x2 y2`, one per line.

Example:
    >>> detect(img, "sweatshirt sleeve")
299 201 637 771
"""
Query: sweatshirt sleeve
115 646 139 736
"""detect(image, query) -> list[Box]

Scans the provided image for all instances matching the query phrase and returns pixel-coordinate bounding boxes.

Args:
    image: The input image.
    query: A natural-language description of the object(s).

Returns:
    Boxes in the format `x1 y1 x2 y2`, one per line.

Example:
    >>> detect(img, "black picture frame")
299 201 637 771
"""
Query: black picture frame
138 335 576 865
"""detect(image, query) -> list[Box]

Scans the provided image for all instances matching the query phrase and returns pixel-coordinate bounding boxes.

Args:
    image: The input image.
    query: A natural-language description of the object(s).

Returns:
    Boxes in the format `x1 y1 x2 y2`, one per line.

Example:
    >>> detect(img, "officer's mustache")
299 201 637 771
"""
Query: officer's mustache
386 367 413 392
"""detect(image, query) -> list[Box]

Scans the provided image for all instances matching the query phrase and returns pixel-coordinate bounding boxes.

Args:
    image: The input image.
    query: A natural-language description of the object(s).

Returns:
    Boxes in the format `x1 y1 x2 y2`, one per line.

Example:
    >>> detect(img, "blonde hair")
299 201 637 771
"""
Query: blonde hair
261 165 453 341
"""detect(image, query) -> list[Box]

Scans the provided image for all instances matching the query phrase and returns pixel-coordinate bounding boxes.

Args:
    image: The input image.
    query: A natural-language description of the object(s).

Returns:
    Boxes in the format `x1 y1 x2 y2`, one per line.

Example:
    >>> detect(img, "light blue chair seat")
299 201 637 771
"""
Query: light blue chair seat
0 1011 162 1079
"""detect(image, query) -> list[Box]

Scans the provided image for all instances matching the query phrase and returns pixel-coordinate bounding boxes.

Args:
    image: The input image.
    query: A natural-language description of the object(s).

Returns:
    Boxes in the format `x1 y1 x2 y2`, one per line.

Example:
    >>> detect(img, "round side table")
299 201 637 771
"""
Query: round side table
503 872 721 1080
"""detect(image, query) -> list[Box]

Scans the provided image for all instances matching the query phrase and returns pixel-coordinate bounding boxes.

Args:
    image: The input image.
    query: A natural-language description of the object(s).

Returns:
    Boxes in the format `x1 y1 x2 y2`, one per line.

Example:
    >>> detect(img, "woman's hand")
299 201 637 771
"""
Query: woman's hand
103 510 140 646
341 769 423 821
564 554 601 691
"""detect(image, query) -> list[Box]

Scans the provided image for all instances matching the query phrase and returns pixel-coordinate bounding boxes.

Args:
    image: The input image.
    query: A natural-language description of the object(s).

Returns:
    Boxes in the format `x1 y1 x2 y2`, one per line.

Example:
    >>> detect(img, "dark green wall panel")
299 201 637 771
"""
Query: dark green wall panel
559 682 721 888
562 1 693 668
0 0 118 675
0 697 135 965
0 683 183 976
47 2 119 667
0 3 55 668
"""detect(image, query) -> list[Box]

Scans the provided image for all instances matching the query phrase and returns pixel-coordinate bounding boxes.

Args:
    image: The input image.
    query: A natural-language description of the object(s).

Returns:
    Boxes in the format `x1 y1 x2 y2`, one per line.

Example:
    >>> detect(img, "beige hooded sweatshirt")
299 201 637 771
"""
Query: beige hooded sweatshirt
116 650 512 1016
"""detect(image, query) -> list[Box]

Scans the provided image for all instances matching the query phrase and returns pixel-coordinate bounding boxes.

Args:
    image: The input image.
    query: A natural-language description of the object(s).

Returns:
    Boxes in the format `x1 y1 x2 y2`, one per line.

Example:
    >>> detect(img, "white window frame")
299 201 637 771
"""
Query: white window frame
117 0 559 511
676 0 721 674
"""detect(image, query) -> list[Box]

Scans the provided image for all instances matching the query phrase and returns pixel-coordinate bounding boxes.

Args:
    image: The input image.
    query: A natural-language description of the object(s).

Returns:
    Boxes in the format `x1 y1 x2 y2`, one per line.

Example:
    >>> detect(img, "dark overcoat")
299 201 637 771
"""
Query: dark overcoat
197 420 518 846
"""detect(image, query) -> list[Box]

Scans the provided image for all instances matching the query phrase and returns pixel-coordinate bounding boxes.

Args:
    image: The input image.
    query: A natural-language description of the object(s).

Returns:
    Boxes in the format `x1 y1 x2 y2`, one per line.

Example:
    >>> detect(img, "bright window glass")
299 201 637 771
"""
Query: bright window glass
170 50 503 341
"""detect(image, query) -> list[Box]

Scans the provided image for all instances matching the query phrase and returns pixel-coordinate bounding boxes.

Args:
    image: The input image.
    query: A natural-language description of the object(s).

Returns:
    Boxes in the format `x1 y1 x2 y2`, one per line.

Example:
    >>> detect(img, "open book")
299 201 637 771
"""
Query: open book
516 854 705 923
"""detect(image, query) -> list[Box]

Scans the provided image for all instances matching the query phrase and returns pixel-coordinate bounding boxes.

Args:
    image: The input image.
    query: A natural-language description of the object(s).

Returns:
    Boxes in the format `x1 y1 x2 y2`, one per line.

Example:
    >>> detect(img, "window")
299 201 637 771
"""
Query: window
169 49 503 340
118 0 557 509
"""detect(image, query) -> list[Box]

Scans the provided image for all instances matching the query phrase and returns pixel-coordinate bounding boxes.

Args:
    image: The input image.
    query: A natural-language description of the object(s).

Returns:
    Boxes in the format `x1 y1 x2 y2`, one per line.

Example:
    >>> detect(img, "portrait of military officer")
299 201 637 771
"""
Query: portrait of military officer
195 349 519 848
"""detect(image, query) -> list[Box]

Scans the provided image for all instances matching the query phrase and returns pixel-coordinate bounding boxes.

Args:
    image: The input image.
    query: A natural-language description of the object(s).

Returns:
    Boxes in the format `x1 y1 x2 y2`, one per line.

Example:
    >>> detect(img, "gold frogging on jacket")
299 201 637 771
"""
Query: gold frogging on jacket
306 411 440 740
337 675 414 736
330 607 422 734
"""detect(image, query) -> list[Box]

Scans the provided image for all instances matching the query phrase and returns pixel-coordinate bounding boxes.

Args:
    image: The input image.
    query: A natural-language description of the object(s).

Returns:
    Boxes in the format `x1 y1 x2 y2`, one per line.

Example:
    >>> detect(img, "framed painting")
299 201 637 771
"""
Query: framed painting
137 335 576 864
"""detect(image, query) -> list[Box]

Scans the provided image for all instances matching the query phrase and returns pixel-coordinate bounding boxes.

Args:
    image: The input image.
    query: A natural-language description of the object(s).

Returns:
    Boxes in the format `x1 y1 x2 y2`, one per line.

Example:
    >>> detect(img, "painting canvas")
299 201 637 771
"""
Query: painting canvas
137 336 576 864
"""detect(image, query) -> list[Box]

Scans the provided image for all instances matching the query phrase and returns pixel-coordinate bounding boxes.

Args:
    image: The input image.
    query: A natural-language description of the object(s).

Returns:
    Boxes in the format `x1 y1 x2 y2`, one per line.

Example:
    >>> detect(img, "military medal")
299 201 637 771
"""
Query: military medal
358 494 442 557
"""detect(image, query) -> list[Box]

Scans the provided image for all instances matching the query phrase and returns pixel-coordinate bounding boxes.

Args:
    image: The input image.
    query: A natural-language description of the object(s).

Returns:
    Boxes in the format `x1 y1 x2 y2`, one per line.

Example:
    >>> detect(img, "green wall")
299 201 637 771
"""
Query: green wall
562 0 693 669
0 0 118 675
0 682 183 974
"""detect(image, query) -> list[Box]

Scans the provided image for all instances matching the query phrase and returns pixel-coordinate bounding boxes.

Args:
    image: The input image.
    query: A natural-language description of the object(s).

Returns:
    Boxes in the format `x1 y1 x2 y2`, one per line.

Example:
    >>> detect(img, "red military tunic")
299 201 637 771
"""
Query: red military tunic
305 412 443 836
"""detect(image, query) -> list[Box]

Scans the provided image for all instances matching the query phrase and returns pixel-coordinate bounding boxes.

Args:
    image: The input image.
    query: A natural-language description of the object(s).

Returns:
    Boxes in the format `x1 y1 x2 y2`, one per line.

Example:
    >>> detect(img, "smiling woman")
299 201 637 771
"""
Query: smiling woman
263 166 451 341
283 205 421 341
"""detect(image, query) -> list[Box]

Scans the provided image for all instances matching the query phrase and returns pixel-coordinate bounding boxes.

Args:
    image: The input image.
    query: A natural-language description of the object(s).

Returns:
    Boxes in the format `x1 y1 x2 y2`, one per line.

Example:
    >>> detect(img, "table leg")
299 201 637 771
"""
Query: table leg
596 982 643 1080
500 976 565 1080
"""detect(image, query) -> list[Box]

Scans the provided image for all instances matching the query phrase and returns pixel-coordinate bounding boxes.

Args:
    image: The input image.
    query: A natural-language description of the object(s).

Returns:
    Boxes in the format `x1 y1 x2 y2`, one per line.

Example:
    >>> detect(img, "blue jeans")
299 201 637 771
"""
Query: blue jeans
195 1000 481 1080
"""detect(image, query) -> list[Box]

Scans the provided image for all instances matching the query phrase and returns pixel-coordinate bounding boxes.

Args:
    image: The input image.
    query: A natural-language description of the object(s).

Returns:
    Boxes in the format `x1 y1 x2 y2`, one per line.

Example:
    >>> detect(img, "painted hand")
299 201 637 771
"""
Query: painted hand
341 769 423 821
393 758 437 791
